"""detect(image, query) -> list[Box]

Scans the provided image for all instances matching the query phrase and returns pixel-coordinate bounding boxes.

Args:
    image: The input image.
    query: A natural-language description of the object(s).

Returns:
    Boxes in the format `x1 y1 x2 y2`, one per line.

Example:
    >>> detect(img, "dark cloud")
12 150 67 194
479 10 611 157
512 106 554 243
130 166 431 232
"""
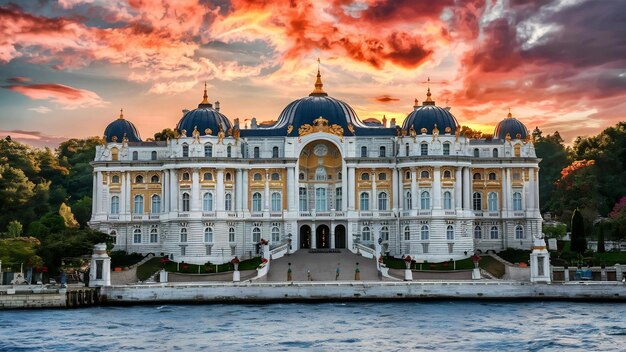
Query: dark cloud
373 95 400 103
6 76 31 83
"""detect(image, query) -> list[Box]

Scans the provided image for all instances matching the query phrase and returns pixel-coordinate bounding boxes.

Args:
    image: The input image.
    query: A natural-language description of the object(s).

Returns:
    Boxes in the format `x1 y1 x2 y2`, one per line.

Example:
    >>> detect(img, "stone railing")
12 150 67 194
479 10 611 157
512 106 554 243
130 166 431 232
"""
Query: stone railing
269 243 289 260
355 243 375 259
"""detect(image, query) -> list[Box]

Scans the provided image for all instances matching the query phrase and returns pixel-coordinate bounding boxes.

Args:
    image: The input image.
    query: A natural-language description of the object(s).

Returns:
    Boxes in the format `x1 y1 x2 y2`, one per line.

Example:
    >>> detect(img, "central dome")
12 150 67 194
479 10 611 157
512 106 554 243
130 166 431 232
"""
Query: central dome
402 89 459 134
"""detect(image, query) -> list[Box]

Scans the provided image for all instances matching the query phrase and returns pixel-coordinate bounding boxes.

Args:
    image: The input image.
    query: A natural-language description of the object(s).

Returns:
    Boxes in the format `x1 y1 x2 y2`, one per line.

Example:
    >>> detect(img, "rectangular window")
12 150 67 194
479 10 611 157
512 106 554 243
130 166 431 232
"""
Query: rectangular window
315 188 327 211
443 143 450 155
180 245 186 256
299 187 307 211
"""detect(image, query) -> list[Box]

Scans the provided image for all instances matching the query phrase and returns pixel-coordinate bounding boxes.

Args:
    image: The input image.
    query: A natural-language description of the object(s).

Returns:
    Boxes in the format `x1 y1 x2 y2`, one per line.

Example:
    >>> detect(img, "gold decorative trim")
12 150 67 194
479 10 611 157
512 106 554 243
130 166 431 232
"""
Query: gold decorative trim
298 116 344 141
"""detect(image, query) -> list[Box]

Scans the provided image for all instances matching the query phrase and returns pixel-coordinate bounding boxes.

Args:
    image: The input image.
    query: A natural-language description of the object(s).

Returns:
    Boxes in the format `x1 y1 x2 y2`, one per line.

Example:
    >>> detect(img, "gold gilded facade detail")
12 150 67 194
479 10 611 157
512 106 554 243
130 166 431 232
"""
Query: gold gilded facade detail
298 116 344 141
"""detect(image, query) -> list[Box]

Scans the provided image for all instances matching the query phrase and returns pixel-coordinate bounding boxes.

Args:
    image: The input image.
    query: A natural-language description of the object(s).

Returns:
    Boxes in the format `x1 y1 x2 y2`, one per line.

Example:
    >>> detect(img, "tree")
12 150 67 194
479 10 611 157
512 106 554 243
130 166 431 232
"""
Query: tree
72 196 92 228
571 208 587 254
596 221 606 253
59 203 79 228
38 228 110 273
0 237 43 268
153 128 177 141
534 130 569 212
6 220 23 238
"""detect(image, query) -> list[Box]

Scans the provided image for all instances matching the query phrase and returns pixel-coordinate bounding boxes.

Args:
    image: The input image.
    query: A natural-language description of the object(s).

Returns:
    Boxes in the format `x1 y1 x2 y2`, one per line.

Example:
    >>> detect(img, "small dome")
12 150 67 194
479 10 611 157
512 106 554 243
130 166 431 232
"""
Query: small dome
494 111 528 139
104 109 141 143
176 84 232 137
402 89 458 134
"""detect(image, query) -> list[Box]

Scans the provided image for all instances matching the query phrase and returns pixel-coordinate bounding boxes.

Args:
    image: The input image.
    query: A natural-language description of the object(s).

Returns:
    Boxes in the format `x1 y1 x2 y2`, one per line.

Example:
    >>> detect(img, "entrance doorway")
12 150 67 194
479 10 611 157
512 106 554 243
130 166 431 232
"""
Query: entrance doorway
334 225 346 249
300 225 311 249
316 225 330 249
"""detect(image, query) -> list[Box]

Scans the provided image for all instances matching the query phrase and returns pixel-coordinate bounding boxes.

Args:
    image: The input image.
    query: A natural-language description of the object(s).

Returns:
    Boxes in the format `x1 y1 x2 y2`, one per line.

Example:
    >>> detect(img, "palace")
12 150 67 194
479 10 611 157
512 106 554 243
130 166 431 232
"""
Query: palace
90 69 541 264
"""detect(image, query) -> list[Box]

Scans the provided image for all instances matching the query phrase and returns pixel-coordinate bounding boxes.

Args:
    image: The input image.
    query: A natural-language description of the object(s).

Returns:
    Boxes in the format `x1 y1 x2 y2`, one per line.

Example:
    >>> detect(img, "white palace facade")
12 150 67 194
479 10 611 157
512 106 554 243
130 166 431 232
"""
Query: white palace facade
90 71 542 264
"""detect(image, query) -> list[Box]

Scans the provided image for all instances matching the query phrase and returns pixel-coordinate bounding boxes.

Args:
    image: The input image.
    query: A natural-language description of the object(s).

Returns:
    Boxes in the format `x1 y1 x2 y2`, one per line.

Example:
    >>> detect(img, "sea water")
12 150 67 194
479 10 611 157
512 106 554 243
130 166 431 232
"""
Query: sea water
1 301 625 351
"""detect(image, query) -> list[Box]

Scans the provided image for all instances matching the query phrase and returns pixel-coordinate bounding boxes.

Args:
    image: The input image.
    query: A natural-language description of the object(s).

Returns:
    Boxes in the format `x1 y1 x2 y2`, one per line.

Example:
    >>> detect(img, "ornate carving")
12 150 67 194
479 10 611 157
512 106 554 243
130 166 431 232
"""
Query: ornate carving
192 126 201 144
217 124 225 144
420 127 427 135
444 126 451 134
455 128 460 142
233 127 240 145
204 128 212 135
505 132 511 141
298 116 345 141
287 125 293 135
409 125 416 138
347 123 355 135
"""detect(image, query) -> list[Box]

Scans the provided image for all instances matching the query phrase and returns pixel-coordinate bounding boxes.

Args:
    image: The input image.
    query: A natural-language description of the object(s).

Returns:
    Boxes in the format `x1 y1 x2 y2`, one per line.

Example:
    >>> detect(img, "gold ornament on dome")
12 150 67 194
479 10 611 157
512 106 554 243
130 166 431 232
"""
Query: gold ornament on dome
233 127 240 145
205 128 212 135
516 133 522 139
111 135 118 142
122 133 129 145
347 123 355 135
420 127 427 134
181 129 187 137
192 126 201 144
217 124 225 144
505 133 511 141
287 125 293 135
432 124 439 136
409 125 416 138
298 116 345 142
445 126 451 134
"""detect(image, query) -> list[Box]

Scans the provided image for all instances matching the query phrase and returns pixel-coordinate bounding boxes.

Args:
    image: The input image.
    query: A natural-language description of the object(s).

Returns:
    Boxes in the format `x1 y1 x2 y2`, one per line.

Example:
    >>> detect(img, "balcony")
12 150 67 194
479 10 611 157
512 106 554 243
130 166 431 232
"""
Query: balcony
149 214 160 220
202 212 216 217
418 210 432 216
108 215 119 220
270 212 283 218
513 212 525 217
251 212 264 218
444 210 456 216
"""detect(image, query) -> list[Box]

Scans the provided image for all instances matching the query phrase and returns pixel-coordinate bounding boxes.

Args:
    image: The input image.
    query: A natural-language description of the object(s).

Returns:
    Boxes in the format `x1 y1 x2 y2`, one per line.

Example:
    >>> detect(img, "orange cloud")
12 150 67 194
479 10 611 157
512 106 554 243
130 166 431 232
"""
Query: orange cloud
5 83 107 109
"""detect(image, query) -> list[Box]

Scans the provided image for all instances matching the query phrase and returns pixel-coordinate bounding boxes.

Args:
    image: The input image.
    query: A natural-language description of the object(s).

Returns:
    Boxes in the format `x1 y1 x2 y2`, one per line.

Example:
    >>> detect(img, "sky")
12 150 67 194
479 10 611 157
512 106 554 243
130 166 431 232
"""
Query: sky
0 0 625 148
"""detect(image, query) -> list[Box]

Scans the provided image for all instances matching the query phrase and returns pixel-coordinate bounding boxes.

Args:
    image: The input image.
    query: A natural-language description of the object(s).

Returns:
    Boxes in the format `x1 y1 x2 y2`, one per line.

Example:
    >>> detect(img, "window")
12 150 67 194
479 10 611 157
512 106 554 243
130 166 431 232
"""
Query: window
272 146 279 158
151 151 157 160
203 193 213 211
182 144 189 157
316 167 327 181
112 175 120 183
378 192 388 211
225 193 232 211
420 170 429 179
180 228 187 242
488 192 498 212
335 187 342 211
111 148 118 161
446 225 454 240
405 143 410 156
204 144 212 157
420 143 428 156
515 225 524 239
473 148 479 157
362 226 371 241
378 172 387 181
132 151 138 160
379 146 386 157
252 227 261 243
133 228 141 243
443 170 451 178
404 226 411 241
133 195 144 213
513 192 523 211
299 172 305 181
203 172 213 181
252 192 262 212
514 144 521 157
226 172 232 181
337 172 342 180
150 228 158 243
405 171 411 180
271 227 280 242
492 148 498 158
253 147 260 158
443 143 450 155
443 191 452 210
151 195 161 214
182 172 190 181
473 192 482 211
204 227 213 243
488 172 496 180
360 192 370 211
473 173 482 180
111 196 119 214
226 146 231 158
490 226 499 239
361 146 368 157
420 191 430 209
253 173 262 181
271 173 280 181
271 192 282 212
182 193 190 212
229 227 235 242
315 188 327 211
299 187 307 211
420 225 429 240
180 246 186 256
380 226 389 241
474 226 482 239
150 175 159 183
135 175 144 183
513 171 521 180
360 172 369 181
404 191 412 209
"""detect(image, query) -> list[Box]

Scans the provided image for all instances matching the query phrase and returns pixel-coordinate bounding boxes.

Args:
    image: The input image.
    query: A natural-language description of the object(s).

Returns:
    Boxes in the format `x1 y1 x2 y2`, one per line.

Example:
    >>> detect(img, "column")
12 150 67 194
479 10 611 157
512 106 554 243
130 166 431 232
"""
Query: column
528 167 535 211
161 170 166 214
216 169 225 211
501 168 508 212
170 169 178 212
330 224 335 249
236 169 243 211
463 167 471 210
92 172 98 215
433 166 441 210
341 163 348 211
534 168 540 213
163 170 170 213
311 223 317 249
455 167 462 210
505 168 512 211
392 168 399 211
120 172 127 214
264 169 270 211
242 169 249 212
287 167 295 211
371 169 377 211
410 168 417 210
348 166 356 210
191 168 200 211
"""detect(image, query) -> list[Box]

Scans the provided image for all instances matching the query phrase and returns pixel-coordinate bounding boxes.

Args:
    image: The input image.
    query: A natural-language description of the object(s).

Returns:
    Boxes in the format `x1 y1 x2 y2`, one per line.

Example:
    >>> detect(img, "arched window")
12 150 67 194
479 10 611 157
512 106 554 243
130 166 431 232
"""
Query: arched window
404 191 412 209
360 173 370 181
224 193 232 211
446 225 454 240
443 142 450 155
378 172 387 181
420 225 429 240
271 227 280 242
133 228 142 243
299 172 305 181
252 227 261 243
405 171 411 179
182 193 190 211
271 172 280 181
204 143 212 157
378 192 388 211
514 144 521 157
151 175 159 183
362 226 371 241
473 172 482 180
420 142 428 156
473 148 480 157
299 187 307 211
513 192 523 211
151 195 161 214
204 227 213 242
253 147 260 158
252 192 262 212
315 188 327 211
272 146 279 158
492 148 498 158
228 227 235 242
488 192 498 211
490 226 499 239
316 167 327 181
203 172 213 181
133 195 144 213
225 172 232 181
515 225 524 239
443 191 452 210
405 143 410 156
473 192 482 211
203 193 213 211
150 228 158 243
110 196 119 214
474 226 482 239
226 145 232 158
380 226 389 241
182 144 189 157
253 173 262 181
420 191 430 209
132 151 138 160
443 170 451 178
111 148 119 161
379 146 386 157
361 146 368 157
151 151 157 160
420 170 429 179
180 228 187 242
271 192 281 212
360 192 370 211
488 172 496 180
182 172 190 181
404 226 411 241
135 175 144 183
111 175 120 183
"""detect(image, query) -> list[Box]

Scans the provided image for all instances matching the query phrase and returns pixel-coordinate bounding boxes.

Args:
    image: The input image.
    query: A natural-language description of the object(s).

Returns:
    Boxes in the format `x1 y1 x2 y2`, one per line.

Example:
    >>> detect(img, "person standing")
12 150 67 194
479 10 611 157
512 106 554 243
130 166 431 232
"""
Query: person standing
354 262 360 280
335 263 340 280
287 262 292 281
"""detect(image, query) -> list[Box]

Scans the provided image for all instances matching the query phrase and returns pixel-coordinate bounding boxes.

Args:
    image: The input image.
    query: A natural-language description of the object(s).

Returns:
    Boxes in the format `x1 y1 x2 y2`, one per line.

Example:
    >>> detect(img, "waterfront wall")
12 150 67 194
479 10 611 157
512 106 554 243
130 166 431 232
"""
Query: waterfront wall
0 286 66 309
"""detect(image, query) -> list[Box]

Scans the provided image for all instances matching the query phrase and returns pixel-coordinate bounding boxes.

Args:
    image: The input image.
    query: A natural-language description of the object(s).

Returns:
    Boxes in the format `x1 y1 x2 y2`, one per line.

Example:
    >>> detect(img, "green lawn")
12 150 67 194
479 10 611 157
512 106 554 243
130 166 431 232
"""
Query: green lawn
592 251 626 266
383 257 478 271
162 257 263 274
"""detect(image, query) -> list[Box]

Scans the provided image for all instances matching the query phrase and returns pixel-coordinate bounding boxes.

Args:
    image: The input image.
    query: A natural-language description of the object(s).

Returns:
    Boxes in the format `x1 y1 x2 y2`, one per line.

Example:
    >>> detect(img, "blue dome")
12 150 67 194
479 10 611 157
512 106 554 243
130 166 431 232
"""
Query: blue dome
402 104 459 135
494 114 528 139
176 104 232 137
104 112 141 143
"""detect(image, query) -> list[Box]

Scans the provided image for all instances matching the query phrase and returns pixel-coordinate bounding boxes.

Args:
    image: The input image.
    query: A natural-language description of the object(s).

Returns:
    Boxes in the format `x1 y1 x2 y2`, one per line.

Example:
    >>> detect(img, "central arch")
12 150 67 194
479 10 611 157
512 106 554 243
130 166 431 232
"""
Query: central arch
300 225 311 249
316 224 330 249
298 140 344 213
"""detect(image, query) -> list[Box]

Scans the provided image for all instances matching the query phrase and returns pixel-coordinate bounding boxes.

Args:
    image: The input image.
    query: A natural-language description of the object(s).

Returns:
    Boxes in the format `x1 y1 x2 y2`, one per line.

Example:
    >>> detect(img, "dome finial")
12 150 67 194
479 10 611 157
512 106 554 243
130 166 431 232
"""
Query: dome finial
310 58 328 96
507 107 513 118
201 81 209 104
119 108 124 119
423 77 435 105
